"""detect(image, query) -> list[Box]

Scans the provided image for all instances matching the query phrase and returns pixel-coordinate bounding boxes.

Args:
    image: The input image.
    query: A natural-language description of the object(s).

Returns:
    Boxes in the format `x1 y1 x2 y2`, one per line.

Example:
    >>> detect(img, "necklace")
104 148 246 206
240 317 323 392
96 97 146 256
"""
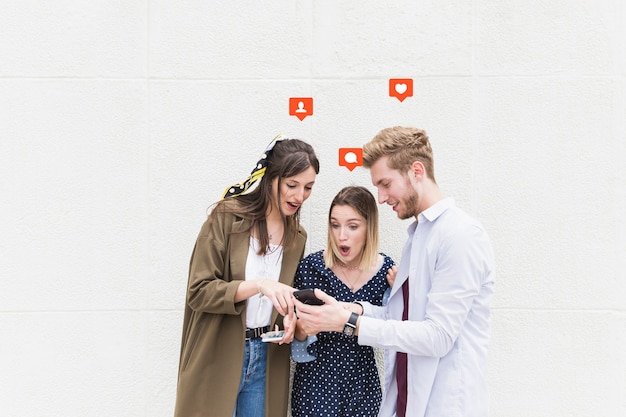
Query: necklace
339 260 360 270
339 264 363 292
266 223 283 243
268 231 281 243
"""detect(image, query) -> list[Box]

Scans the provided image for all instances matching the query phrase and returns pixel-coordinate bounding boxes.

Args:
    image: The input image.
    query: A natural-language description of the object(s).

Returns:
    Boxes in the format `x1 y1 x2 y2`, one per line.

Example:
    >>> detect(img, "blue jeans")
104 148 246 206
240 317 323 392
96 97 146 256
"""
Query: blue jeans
232 338 268 417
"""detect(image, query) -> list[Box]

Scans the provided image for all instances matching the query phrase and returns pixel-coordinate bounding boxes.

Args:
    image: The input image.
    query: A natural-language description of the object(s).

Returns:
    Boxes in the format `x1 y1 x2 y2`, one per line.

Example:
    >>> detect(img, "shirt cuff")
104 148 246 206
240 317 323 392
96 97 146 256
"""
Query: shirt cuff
290 335 318 363
356 300 373 316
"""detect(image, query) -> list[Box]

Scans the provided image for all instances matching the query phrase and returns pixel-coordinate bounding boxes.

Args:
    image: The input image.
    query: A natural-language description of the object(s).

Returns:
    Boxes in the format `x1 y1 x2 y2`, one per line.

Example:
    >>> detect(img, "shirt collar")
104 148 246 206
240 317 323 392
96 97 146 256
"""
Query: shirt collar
418 197 455 223
406 197 455 235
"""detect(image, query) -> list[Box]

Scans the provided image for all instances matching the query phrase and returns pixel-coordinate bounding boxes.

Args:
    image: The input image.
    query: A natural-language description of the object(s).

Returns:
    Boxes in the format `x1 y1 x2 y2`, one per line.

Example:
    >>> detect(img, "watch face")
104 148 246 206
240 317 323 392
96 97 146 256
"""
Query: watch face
343 324 355 336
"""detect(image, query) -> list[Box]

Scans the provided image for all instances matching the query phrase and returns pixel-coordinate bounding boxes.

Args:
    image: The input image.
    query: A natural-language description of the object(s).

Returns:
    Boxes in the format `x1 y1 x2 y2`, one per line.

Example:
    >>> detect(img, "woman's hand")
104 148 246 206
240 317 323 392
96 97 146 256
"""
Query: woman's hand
258 279 295 317
279 311 296 344
293 315 310 341
386 265 398 288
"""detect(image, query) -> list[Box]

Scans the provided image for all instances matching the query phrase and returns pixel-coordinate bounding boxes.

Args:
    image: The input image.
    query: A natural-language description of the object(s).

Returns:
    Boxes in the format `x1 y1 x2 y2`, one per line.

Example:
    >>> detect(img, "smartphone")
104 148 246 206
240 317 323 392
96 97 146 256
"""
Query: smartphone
261 330 285 342
293 288 324 305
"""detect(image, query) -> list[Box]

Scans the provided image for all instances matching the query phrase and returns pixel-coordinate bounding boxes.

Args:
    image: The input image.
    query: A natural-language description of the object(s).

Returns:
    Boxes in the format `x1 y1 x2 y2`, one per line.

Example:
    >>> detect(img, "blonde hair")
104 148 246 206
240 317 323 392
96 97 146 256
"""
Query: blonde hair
324 186 379 270
362 126 436 183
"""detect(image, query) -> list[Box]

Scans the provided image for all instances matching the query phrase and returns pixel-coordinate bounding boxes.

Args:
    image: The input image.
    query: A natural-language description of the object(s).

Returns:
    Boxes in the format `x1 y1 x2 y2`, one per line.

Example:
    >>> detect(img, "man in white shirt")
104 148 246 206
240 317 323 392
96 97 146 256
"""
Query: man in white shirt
293 126 496 417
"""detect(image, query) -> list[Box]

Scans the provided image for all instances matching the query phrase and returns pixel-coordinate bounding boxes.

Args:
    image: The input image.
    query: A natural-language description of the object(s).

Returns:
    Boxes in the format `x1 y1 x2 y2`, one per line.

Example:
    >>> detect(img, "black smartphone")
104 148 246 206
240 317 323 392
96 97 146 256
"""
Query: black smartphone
293 288 324 305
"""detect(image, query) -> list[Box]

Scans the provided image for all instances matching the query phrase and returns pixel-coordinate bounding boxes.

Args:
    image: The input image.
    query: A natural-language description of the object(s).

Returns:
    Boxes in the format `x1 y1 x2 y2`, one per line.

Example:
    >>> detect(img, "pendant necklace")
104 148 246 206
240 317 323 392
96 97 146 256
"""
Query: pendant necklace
339 263 362 291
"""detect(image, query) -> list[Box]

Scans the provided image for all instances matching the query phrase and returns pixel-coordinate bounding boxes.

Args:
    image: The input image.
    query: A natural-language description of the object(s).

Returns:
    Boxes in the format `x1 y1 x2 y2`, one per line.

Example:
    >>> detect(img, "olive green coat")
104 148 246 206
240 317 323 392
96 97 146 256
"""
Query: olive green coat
174 204 306 417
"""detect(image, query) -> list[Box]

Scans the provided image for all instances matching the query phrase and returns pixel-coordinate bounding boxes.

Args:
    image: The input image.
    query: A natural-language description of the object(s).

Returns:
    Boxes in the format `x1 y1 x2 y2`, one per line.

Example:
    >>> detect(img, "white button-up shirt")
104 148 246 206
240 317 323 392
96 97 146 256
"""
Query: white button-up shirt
358 198 496 417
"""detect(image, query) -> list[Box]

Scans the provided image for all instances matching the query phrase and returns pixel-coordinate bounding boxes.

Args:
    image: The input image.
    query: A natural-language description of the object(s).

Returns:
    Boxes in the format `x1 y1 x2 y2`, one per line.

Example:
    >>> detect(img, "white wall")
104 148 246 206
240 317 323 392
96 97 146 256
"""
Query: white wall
1 1 624 416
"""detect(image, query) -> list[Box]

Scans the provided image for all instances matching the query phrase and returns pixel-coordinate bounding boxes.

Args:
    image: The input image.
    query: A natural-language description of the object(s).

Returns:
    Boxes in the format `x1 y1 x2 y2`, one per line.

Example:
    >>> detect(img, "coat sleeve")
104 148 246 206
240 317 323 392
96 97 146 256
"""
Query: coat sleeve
186 211 244 315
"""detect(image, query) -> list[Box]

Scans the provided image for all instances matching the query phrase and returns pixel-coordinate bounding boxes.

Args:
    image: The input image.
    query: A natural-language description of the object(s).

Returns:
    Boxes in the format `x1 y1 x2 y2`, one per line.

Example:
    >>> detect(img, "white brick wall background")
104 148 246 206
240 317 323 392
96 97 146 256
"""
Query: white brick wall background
1 1 624 416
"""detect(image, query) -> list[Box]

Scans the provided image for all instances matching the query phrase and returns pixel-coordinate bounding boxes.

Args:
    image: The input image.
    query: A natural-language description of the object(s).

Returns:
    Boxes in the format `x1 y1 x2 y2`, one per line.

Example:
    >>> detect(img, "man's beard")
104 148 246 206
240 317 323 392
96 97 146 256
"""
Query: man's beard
397 184 420 220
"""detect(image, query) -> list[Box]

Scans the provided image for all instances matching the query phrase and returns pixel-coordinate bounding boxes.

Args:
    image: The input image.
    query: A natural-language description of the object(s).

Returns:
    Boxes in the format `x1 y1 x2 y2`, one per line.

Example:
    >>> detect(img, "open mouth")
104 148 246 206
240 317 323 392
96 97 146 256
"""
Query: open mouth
339 245 350 256
286 202 300 211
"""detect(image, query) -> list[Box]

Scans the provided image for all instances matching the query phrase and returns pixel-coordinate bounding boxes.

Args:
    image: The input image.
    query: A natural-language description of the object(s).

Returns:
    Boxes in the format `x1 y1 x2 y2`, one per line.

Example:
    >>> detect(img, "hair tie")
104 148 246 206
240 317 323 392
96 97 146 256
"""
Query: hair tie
221 133 286 199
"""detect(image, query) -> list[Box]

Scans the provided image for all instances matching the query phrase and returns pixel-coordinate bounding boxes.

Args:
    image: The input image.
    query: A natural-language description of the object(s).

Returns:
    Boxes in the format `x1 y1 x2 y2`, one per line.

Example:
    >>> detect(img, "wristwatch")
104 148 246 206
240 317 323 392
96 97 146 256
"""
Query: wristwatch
342 312 359 337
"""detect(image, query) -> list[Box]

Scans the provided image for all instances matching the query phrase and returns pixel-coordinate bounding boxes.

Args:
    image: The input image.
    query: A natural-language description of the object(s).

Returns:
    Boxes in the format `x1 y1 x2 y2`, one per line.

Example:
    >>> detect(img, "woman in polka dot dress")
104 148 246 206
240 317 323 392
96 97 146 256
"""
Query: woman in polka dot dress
291 186 396 417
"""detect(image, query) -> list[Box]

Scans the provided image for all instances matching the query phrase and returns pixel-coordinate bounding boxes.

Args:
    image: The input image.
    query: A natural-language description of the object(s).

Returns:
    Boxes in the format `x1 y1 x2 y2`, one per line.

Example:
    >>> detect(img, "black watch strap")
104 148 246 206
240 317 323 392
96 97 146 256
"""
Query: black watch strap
343 312 359 337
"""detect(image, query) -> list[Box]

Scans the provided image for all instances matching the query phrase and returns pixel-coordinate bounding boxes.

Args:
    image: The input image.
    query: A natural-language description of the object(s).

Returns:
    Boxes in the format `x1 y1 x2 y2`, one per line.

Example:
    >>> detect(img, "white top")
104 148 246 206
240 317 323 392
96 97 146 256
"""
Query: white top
245 237 283 329
358 198 496 417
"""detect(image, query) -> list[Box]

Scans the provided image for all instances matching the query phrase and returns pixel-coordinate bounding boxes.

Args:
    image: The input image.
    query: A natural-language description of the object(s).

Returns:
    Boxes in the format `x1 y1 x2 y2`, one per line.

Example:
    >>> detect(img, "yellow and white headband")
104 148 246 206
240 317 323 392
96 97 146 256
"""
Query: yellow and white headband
221 133 286 199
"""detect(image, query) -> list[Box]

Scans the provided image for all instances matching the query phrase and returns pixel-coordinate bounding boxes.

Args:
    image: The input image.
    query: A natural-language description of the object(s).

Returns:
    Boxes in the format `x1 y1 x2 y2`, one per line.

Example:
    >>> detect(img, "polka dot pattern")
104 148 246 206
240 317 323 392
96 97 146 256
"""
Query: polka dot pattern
291 250 394 417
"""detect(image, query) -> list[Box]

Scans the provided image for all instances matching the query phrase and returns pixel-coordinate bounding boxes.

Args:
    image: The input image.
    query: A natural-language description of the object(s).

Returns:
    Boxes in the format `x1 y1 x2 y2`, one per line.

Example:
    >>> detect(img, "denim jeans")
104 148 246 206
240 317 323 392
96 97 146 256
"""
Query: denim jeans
232 338 268 417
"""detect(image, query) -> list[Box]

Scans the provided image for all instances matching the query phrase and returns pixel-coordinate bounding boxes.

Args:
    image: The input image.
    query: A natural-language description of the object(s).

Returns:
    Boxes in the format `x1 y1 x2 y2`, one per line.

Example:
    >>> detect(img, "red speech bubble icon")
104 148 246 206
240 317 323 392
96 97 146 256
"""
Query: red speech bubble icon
289 97 313 121
338 148 363 172
389 78 413 102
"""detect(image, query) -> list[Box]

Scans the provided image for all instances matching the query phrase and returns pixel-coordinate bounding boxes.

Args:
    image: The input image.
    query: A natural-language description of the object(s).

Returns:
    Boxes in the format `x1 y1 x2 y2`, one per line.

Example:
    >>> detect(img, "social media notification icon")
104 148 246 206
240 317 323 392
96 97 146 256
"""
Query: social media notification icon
389 78 413 102
289 97 313 121
338 148 363 172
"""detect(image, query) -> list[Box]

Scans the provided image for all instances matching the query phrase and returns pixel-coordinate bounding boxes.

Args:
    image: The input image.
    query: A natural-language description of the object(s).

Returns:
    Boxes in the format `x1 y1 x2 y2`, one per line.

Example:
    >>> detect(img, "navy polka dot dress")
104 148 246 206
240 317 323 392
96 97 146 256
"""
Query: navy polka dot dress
291 250 394 417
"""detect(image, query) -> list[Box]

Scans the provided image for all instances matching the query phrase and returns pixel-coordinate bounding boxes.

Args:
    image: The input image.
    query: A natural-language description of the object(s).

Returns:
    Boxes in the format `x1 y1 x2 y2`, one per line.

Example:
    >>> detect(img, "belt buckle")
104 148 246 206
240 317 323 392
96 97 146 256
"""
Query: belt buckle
245 326 268 340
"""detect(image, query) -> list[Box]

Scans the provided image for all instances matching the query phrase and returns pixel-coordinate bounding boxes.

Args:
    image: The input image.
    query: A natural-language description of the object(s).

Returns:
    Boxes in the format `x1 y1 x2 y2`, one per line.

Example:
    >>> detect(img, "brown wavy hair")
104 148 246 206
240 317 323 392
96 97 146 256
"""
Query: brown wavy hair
362 126 436 183
209 138 319 255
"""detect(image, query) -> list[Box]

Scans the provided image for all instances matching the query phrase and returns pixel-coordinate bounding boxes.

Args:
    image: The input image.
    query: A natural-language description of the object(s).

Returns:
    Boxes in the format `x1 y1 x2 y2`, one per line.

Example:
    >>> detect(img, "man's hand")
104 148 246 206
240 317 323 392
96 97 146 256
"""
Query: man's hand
293 289 352 335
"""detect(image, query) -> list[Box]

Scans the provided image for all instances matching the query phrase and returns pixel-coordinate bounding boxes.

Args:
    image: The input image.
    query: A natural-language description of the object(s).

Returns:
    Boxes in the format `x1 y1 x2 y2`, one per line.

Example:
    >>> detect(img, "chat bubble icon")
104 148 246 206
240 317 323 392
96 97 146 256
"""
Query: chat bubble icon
389 78 413 102
289 97 313 121
338 148 363 171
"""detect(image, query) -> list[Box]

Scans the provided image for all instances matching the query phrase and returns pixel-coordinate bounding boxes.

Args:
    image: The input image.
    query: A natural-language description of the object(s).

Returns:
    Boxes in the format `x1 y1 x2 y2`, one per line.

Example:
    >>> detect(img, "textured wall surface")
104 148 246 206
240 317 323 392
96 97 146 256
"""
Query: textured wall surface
1 1 625 416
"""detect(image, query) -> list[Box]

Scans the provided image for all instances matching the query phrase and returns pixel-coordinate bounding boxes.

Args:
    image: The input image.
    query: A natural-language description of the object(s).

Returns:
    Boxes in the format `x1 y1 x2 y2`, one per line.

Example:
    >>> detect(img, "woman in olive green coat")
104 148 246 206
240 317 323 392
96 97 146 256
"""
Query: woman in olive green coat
174 136 319 417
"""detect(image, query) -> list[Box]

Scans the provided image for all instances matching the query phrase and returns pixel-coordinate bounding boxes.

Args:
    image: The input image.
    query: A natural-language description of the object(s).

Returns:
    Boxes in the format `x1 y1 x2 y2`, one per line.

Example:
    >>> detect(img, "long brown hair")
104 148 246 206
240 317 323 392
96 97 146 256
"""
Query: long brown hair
209 138 319 254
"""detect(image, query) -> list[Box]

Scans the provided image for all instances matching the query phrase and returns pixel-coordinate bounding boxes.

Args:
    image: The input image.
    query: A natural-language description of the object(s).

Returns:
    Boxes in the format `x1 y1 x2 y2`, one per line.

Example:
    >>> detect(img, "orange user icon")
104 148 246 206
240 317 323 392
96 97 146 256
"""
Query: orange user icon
289 97 313 121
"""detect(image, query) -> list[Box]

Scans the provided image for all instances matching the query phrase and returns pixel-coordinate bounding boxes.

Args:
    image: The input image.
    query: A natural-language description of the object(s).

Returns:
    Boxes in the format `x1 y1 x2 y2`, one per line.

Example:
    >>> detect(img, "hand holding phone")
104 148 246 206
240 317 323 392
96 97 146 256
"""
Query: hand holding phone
293 288 325 305
261 330 285 342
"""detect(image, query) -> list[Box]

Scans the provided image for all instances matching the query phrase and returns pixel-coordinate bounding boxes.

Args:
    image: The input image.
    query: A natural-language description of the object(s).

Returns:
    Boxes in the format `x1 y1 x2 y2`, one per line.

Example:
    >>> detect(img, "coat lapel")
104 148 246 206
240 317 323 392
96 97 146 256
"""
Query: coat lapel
227 217 250 282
